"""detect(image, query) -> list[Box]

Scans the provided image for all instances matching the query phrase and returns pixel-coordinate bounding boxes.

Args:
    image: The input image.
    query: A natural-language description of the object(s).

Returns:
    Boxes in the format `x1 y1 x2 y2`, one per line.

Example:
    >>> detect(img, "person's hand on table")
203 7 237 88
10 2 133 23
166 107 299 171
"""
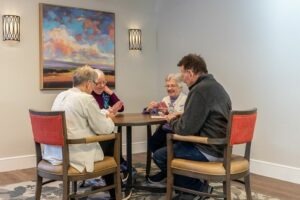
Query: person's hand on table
109 101 123 114
165 112 181 123
106 111 116 118
158 102 168 115
114 101 124 111
146 101 159 112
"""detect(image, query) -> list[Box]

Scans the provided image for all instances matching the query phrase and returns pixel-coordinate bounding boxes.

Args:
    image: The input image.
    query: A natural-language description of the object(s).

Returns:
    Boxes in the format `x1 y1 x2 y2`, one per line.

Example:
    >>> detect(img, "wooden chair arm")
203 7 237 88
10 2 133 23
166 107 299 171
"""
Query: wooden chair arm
171 134 227 145
68 133 117 144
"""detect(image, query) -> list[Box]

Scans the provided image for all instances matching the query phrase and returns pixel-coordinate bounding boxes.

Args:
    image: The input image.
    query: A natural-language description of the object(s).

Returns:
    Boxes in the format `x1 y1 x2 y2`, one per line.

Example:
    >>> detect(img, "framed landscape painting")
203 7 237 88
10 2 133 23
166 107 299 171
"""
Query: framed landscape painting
39 3 115 90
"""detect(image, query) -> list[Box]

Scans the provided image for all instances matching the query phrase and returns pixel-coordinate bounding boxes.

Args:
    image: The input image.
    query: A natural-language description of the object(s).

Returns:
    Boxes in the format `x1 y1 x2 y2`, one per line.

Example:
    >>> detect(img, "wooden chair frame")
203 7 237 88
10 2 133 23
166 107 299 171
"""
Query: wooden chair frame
29 109 121 200
166 108 257 200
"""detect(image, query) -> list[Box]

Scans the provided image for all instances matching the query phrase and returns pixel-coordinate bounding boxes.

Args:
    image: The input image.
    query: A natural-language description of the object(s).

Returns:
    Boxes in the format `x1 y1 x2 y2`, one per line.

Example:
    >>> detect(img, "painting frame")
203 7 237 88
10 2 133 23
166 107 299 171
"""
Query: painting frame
39 3 115 90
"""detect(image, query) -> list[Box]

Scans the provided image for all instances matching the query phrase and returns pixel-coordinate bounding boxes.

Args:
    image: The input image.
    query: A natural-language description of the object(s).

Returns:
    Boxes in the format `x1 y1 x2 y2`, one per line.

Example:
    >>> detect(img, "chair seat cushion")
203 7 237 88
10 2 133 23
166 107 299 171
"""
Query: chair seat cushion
38 156 117 176
171 155 249 175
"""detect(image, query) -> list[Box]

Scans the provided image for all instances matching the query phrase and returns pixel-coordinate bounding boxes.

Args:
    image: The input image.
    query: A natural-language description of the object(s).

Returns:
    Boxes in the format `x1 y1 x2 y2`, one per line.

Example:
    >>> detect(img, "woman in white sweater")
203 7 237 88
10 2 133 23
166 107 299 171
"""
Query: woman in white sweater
143 73 187 156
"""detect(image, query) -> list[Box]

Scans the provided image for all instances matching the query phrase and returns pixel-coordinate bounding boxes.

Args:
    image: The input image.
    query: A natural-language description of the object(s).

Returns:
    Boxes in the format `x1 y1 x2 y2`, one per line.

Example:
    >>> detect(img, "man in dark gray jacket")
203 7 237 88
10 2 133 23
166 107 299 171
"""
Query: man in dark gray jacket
149 54 232 198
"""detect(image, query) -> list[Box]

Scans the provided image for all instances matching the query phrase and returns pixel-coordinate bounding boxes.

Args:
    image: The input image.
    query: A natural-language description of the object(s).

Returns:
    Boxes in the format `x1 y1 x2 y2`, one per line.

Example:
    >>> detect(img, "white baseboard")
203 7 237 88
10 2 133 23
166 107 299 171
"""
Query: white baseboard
121 141 147 155
0 154 36 172
0 142 148 173
250 158 300 184
1 143 299 185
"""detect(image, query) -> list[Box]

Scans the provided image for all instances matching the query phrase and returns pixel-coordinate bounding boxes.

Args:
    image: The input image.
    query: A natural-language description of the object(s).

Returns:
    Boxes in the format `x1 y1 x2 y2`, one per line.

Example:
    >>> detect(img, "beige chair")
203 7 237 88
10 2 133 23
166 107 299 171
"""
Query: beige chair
166 108 257 200
29 109 121 200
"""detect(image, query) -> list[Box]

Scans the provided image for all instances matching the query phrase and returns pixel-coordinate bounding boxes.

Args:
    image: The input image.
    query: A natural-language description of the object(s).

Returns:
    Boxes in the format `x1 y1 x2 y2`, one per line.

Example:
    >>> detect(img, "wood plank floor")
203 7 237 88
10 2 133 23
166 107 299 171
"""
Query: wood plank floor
0 153 299 200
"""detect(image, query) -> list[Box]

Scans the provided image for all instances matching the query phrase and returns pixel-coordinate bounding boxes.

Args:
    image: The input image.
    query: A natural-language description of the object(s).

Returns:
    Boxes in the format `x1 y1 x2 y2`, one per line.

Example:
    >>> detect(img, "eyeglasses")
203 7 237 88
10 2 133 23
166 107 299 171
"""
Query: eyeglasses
95 81 107 86
89 80 98 85
165 84 178 88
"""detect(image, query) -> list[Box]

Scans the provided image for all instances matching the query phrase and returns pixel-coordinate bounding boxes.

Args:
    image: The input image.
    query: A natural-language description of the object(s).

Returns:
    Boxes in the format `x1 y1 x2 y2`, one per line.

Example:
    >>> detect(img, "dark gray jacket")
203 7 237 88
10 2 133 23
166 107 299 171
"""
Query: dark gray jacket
170 74 232 157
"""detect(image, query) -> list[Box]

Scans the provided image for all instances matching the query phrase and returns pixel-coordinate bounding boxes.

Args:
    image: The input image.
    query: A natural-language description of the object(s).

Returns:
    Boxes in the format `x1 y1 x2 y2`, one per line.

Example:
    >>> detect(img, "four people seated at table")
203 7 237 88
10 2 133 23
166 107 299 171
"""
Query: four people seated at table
43 53 232 200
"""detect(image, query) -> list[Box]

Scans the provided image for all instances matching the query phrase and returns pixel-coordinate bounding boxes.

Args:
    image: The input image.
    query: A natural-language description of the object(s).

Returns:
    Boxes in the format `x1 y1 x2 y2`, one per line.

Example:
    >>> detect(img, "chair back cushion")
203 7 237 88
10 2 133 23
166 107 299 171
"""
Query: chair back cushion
229 110 257 145
29 111 65 146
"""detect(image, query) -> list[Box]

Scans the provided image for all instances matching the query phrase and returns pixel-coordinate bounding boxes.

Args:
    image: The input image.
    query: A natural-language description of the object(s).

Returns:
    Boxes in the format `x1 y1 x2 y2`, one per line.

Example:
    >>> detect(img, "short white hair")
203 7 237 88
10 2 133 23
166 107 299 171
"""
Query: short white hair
94 69 105 79
165 73 184 88
73 65 98 87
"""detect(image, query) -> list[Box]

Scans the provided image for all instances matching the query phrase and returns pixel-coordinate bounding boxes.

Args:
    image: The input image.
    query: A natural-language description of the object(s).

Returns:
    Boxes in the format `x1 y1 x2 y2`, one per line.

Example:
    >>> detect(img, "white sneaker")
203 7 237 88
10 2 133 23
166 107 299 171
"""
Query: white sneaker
122 189 132 200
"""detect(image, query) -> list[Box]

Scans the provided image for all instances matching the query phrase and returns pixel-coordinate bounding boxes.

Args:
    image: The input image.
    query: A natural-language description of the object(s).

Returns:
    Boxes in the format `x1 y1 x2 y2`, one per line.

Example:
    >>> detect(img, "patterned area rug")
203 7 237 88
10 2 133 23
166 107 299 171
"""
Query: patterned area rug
0 163 279 200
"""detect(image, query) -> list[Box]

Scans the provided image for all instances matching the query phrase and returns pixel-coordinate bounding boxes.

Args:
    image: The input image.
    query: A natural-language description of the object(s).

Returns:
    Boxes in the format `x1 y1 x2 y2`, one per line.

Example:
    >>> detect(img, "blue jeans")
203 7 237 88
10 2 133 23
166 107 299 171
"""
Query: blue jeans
153 141 209 191
149 124 172 153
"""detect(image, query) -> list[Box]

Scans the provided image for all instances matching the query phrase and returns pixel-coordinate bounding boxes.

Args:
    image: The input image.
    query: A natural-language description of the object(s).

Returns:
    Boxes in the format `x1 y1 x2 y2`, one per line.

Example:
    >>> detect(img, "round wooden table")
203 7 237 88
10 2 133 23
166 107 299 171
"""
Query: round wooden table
112 113 166 192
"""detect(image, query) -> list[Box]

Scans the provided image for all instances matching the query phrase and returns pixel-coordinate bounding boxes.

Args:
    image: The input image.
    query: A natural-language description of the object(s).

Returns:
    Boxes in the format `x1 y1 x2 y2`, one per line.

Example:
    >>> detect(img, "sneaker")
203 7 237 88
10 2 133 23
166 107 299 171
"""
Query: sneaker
122 171 129 183
80 177 106 188
120 161 128 173
122 189 132 200
95 177 107 187
147 171 166 184
79 179 97 188
122 167 137 183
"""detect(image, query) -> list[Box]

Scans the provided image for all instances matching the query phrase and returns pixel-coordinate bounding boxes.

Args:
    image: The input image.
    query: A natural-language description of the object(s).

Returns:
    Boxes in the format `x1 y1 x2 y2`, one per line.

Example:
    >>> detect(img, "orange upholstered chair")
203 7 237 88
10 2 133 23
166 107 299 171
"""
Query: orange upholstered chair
29 109 121 200
166 108 257 200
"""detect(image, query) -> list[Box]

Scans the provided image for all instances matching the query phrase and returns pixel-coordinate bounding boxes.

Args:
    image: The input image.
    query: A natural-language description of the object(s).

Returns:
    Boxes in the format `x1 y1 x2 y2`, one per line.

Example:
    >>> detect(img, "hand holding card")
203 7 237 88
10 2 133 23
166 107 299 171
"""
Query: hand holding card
158 101 168 114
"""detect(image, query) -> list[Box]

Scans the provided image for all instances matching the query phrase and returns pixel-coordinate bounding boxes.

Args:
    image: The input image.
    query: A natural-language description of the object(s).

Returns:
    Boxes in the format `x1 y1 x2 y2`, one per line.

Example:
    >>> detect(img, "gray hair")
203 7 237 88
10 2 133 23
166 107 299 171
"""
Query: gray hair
73 65 98 87
94 68 105 79
165 73 184 88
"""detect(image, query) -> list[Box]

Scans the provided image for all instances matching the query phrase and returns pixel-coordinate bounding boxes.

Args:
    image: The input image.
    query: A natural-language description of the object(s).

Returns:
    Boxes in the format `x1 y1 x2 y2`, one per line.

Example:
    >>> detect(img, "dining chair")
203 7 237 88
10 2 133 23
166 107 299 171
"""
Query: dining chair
29 109 121 200
166 108 257 200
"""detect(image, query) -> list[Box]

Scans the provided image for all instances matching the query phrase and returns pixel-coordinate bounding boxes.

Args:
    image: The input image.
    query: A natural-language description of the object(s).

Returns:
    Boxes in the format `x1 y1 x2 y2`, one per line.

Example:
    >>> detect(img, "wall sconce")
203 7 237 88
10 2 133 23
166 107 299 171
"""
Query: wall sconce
2 15 20 42
128 29 142 50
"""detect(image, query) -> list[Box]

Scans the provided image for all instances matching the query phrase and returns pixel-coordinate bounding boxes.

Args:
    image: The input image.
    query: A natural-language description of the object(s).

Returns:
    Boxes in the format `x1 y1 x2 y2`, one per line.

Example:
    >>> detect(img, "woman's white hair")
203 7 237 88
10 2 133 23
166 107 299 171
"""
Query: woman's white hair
73 65 98 87
165 73 184 88
94 68 105 78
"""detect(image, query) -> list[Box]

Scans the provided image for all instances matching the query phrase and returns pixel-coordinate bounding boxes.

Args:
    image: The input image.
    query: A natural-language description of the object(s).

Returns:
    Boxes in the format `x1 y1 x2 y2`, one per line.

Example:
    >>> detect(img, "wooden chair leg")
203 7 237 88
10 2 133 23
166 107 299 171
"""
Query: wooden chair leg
226 180 231 200
223 180 231 200
35 175 42 200
222 181 226 200
63 180 70 200
115 170 122 200
245 175 252 200
166 172 173 200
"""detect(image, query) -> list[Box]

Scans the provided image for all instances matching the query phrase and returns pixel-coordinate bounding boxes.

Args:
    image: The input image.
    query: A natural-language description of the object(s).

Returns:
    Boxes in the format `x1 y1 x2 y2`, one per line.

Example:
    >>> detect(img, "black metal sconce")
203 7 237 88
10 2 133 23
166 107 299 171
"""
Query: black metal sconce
2 15 20 42
128 29 141 50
